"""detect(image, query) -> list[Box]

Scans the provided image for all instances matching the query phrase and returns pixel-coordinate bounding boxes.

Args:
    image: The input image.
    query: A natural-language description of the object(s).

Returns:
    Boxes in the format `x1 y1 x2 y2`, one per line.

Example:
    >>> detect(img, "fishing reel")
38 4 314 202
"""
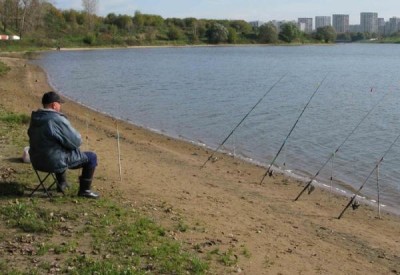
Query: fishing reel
307 184 315 195
351 200 360 210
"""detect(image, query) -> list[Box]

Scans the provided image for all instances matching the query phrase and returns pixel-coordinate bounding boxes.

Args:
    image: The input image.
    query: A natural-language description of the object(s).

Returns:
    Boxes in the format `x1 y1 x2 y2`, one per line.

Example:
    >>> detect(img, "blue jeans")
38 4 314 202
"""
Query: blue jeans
70 151 97 178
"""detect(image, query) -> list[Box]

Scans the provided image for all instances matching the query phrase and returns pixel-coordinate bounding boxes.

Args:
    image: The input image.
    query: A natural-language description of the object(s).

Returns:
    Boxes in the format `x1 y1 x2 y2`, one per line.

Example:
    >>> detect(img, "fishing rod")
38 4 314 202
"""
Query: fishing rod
260 75 328 184
337 129 400 219
116 121 122 182
294 90 391 201
86 113 90 150
376 162 381 219
200 74 287 169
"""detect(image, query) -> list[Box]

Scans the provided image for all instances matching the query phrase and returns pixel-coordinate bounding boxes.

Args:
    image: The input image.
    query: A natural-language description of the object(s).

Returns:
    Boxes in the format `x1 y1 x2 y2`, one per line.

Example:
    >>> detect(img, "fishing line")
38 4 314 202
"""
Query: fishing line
260 75 328 184
294 89 391 201
338 129 400 219
200 73 287 169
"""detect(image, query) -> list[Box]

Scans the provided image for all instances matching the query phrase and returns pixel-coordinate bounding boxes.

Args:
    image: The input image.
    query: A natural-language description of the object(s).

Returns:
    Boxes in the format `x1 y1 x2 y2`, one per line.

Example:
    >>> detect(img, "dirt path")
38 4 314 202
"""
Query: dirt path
1 55 399 274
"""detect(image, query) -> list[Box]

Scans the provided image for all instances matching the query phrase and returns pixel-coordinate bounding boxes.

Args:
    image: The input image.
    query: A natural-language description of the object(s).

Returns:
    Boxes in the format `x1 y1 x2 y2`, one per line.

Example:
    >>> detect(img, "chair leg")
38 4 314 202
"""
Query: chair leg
30 170 59 198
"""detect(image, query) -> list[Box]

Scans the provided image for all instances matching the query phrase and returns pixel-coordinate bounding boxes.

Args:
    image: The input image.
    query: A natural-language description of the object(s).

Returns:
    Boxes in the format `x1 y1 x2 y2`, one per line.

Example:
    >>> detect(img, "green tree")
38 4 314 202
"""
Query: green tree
108 24 118 38
165 17 184 28
206 22 228 44
279 22 300 43
195 21 206 38
351 32 365 41
363 32 372 39
258 22 278 43
227 27 237 43
104 13 117 25
0 0 46 38
183 17 196 28
0 0 15 32
183 18 199 42
142 14 164 27
22 0 48 38
82 0 98 31
43 5 67 38
229 20 252 34
62 9 81 28
115 15 133 31
167 25 182 40
144 27 158 42
315 26 337 43
336 32 351 42
133 10 144 29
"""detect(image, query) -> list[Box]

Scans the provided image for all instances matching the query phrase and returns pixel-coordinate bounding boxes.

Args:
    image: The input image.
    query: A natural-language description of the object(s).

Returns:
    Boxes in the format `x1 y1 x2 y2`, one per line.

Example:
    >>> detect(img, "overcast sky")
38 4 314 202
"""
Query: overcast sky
52 0 400 24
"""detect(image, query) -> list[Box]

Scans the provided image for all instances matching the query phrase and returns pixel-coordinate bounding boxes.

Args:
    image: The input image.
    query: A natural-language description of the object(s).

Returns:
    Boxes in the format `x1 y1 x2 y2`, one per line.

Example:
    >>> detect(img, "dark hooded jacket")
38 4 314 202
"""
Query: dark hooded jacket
28 109 88 173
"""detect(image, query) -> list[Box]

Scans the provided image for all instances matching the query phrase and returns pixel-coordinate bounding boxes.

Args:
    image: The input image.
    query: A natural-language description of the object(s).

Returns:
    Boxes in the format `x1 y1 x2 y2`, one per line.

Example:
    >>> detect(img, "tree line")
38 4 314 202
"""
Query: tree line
1 0 396 48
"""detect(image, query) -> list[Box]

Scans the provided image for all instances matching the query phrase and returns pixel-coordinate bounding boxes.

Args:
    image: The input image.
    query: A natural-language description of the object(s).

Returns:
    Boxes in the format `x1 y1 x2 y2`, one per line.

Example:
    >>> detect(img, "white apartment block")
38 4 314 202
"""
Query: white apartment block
388 17 400 34
332 14 349 33
298 18 313 33
315 16 331 29
360 12 378 33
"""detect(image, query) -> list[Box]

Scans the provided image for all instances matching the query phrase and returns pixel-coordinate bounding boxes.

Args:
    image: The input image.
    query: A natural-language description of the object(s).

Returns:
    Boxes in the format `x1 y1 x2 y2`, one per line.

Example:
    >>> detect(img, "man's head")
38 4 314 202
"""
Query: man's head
42 91 64 112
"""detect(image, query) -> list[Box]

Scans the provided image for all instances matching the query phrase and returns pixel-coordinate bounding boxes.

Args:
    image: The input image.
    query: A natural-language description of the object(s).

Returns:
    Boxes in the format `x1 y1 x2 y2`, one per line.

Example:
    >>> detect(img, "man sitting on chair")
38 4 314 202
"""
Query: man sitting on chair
28 91 100 199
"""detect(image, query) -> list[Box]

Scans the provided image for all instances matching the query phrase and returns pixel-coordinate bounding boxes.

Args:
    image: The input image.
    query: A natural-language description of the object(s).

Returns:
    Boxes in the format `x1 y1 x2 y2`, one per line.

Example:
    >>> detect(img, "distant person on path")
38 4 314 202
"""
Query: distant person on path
28 91 100 199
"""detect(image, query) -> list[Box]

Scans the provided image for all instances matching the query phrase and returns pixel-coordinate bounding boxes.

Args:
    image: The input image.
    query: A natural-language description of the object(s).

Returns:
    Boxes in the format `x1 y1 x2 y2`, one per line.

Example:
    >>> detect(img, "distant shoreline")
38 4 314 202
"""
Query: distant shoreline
52 42 336 52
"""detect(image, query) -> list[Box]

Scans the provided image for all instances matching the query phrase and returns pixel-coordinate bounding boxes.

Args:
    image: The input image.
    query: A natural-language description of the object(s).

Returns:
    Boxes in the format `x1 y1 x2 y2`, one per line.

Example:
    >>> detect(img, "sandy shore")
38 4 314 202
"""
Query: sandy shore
0 54 399 274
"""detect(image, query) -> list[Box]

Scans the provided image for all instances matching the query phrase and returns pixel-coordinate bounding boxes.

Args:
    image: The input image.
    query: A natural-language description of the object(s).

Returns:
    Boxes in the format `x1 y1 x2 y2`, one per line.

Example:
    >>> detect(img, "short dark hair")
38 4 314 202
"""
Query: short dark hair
42 91 64 105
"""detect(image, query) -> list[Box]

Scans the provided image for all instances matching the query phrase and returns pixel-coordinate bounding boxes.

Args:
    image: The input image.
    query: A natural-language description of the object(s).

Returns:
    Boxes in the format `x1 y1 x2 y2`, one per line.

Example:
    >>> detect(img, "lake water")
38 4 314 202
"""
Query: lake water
36 44 400 213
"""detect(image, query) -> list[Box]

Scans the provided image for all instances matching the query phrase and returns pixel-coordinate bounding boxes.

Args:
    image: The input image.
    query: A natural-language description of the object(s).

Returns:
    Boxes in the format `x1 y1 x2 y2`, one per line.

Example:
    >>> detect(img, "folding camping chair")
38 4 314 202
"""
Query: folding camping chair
29 168 65 198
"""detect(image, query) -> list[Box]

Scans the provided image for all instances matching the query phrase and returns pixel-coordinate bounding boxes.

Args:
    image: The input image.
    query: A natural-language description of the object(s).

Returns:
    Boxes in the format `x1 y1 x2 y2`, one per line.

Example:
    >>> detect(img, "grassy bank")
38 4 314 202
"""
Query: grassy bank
0 61 10 76
0 106 211 274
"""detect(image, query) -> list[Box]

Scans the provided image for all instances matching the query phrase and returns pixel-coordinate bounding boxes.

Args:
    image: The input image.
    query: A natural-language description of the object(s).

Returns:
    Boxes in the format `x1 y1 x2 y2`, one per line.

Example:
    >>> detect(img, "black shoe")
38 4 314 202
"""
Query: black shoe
78 190 100 199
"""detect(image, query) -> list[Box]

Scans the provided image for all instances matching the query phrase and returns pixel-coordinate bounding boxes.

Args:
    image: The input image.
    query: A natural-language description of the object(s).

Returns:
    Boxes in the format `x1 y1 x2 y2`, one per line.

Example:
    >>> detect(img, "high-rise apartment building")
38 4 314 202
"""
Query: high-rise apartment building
298 18 313 33
332 14 349 33
360 12 378 33
315 16 331 29
377 18 385 34
388 17 400 34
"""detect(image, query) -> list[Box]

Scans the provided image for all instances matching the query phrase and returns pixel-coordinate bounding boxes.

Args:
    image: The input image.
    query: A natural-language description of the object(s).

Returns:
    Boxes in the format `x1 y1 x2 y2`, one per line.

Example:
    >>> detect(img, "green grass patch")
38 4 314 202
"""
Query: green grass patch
84 200 208 274
241 246 251 258
0 200 58 233
207 248 238 267
0 107 31 148
0 60 10 76
0 111 30 125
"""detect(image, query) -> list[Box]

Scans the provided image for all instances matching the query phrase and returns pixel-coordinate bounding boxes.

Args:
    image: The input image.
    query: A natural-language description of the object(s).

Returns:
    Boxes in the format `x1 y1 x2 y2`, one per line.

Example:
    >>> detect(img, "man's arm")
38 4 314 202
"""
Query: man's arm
51 116 82 150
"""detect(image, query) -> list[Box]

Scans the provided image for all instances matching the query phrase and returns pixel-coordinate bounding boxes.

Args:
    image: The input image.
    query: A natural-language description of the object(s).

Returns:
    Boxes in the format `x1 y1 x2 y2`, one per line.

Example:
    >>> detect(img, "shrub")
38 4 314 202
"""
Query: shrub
83 33 96 45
